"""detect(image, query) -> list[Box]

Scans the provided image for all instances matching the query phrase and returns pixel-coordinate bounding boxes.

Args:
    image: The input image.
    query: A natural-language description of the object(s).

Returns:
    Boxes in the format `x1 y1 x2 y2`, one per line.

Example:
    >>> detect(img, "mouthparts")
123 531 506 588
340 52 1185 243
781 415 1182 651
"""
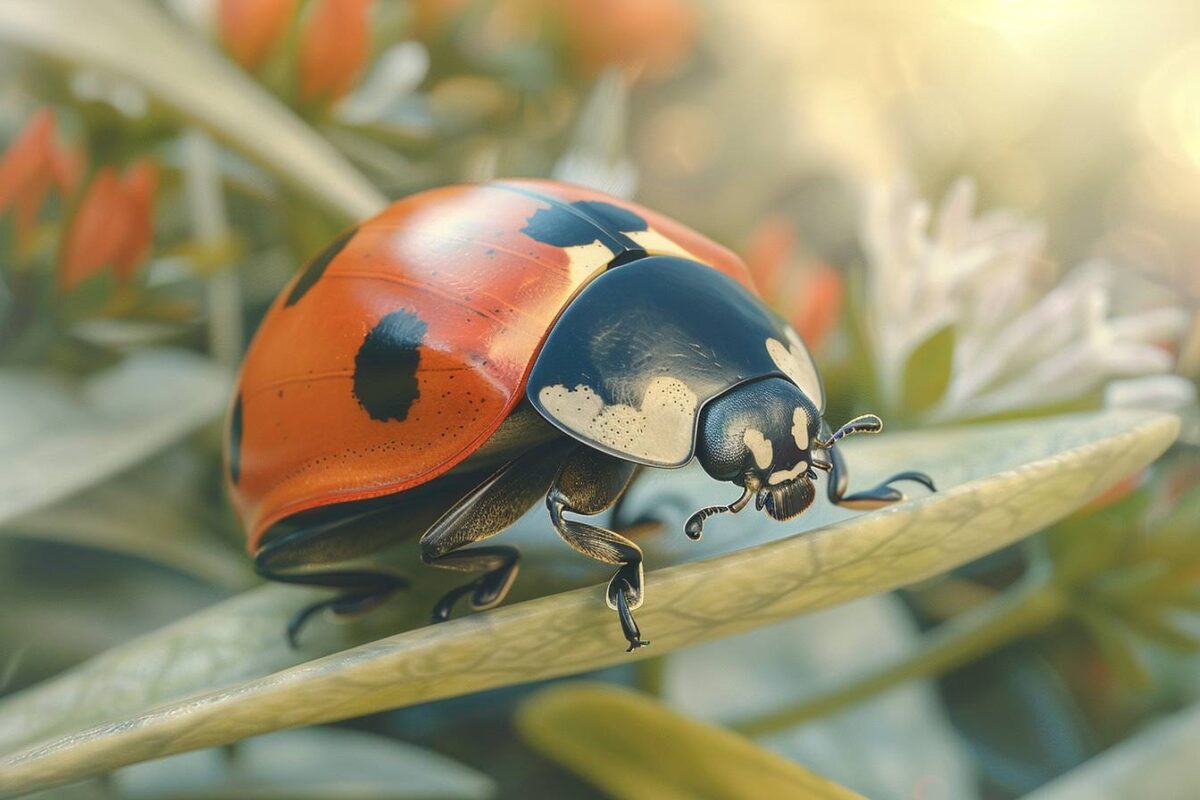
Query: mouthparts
757 478 816 521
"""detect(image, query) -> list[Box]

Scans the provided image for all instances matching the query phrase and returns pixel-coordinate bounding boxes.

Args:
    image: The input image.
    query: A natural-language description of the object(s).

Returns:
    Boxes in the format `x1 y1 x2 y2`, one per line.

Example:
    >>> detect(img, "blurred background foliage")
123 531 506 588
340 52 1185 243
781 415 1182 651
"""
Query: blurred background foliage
0 0 1197 798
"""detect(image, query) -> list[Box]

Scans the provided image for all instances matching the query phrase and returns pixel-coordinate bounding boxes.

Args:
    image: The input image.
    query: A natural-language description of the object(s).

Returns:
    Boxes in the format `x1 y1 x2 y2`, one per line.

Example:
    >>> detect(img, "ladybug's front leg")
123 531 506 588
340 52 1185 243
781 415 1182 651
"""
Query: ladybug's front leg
546 446 646 652
818 442 937 510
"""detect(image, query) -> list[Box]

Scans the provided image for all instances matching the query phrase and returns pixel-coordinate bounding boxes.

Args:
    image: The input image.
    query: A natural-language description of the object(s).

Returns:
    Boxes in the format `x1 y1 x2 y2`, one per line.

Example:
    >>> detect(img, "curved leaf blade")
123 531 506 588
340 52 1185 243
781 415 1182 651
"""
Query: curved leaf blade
0 0 387 221
114 728 495 800
516 683 862 799
0 410 1178 797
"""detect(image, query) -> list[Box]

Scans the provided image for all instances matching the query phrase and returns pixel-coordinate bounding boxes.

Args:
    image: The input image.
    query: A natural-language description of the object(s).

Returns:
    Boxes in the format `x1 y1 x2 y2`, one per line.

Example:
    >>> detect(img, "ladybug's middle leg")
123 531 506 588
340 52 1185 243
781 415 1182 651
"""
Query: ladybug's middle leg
420 440 574 623
545 445 646 651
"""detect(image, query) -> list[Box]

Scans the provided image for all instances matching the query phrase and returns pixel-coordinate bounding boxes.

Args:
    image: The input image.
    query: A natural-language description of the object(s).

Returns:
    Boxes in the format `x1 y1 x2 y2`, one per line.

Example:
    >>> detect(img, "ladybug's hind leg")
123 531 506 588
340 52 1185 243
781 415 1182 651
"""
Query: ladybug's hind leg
546 446 645 652
818 442 937 510
420 440 574 623
253 550 408 648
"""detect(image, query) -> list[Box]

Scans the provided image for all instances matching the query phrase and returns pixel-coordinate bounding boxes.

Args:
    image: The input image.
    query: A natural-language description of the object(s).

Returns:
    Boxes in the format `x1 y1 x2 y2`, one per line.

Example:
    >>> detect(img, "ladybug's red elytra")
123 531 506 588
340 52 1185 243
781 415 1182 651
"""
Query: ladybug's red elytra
225 180 935 651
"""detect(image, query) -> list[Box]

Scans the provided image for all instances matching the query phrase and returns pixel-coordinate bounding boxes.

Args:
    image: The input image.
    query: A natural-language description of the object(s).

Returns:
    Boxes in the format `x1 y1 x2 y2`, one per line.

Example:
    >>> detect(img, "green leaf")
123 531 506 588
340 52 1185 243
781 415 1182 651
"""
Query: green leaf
112 728 495 800
659 596 979 798
0 410 1178 797
900 323 955 413
3 449 251 589
1113 607 1200 654
1023 701 1200 800
0 0 387 222
0 349 230 527
516 683 863 800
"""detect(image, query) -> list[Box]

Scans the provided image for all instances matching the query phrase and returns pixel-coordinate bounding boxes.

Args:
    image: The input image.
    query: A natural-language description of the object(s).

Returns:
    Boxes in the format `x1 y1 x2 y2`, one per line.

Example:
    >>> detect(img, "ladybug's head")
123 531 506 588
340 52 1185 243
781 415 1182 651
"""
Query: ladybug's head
693 377 821 522
688 376 882 538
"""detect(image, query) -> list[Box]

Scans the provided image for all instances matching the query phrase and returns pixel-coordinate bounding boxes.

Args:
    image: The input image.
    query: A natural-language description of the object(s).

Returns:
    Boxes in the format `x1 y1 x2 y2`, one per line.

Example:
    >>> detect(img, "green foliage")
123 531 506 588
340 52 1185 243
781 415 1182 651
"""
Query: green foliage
0 0 385 221
0 1 1195 796
517 683 863 799
900 323 955 414
0 410 1177 796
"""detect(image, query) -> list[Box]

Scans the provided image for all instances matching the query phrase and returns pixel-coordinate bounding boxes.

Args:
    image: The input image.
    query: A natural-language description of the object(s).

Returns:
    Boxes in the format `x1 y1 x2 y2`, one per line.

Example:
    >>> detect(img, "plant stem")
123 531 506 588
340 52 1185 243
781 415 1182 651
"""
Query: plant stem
731 579 1068 737
181 129 243 367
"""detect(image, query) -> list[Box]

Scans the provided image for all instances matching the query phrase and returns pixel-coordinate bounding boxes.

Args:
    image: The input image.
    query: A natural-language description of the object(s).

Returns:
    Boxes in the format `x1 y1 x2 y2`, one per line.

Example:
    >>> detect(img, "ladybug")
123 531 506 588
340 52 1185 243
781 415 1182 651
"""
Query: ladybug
225 180 935 652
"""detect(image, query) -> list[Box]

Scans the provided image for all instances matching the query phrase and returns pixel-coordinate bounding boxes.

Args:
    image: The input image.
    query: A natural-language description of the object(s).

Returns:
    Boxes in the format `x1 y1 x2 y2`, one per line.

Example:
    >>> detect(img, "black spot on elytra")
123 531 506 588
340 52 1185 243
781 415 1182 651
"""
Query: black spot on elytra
521 199 648 266
353 309 428 422
285 227 357 307
228 394 243 484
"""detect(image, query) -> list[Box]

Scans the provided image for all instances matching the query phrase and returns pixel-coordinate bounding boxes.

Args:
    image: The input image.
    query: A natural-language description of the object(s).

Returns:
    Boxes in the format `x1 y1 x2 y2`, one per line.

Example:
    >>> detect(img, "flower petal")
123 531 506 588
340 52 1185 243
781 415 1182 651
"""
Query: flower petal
59 167 131 291
112 159 159 281
217 0 297 70
0 109 54 214
298 0 372 104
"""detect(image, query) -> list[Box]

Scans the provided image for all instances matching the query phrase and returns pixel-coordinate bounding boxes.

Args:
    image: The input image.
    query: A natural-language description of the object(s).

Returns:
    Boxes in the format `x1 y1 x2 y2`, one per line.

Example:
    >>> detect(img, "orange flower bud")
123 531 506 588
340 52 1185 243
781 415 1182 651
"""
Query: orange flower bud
789 262 844 350
743 214 844 349
13 170 52 245
112 160 159 282
60 168 128 291
59 160 158 292
0 110 54 216
558 0 697 80
218 0 298 70
744 214 797 299
50 140 86 198
298 0 372 104
0 110 87 248
1083 470 1144 512
410 0 470 41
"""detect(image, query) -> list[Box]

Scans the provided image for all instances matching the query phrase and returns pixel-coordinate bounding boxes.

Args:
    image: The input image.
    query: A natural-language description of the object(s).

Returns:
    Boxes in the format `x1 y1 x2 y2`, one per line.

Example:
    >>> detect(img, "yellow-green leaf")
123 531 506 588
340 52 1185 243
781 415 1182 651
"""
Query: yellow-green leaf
900 323 955 413
0 410 1178 798
516 683 862 800
0 0 387 222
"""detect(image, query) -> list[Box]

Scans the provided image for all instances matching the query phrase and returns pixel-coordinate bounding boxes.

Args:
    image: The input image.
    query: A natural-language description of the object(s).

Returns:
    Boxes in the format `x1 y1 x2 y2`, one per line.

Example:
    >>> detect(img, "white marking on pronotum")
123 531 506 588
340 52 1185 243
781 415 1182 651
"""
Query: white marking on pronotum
792 407 809 449
766 329 823 410
742 428 773 469
538 377 699 463
560 228 699 285
624 228 700 261
769 460 808 485
562 240 616 284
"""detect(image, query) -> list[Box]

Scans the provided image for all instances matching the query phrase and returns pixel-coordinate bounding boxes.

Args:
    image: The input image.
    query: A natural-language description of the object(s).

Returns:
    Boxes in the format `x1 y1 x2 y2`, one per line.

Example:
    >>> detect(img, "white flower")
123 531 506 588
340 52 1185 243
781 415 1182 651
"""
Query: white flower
861 179 1190 423
551 68 638 200
334 43 429 126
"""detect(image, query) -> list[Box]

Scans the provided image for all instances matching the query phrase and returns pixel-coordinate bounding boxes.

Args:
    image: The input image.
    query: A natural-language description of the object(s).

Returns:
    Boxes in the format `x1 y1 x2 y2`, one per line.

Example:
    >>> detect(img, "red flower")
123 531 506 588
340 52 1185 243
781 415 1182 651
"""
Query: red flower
557 0 697 80
298 0 372 104
1083 471 1144 512
745 214 796 302
744 214 844 349
218 0 298 71
0 110 53 211
111 161 158 282
789 262 844 348
59 159 159 292
0 110 83 248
